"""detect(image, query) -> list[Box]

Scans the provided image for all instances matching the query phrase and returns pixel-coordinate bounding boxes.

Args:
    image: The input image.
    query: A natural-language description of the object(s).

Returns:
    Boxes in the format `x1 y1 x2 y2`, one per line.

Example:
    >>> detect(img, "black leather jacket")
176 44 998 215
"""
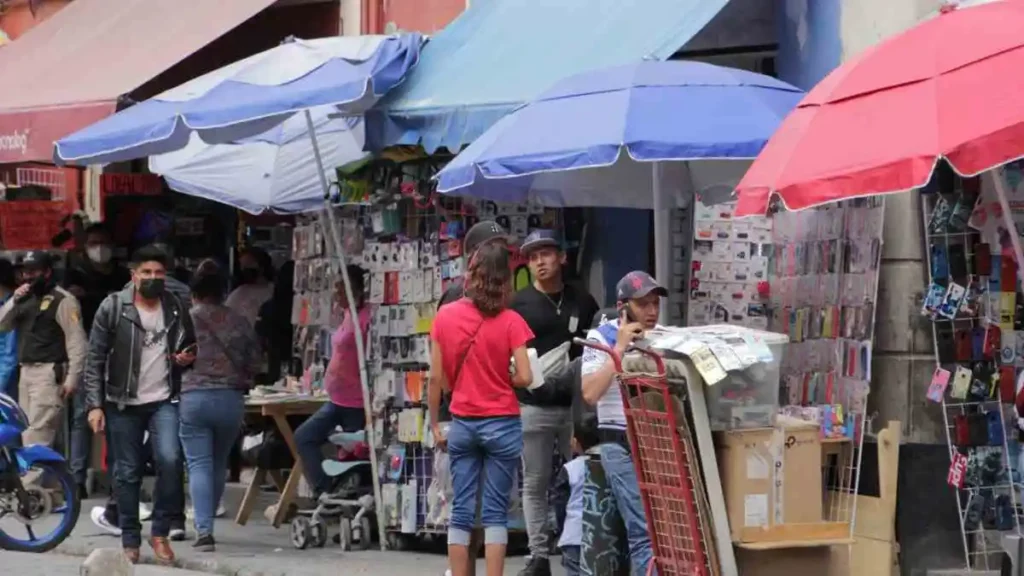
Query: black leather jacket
83 286 197 411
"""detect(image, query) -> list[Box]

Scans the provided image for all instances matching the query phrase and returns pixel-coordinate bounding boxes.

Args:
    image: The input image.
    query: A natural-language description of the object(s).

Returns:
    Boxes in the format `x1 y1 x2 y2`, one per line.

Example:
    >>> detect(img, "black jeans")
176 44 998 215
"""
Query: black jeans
106 400 184 548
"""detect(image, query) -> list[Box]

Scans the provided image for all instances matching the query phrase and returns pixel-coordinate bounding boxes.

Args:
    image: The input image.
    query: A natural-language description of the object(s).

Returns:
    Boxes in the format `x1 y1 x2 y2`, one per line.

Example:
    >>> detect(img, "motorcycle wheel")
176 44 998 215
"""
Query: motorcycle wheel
0 461 81 553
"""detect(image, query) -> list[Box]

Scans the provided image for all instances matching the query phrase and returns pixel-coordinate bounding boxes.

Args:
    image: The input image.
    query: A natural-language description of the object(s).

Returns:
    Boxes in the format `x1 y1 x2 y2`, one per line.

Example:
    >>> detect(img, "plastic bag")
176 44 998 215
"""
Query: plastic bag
426 448 452 526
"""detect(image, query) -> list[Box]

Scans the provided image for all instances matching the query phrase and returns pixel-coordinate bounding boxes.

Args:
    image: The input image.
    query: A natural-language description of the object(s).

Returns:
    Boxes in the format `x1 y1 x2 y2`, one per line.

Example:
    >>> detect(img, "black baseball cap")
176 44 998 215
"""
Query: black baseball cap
21 251 52 270
615 271 667 302
520 229 562 255
464 220 514 254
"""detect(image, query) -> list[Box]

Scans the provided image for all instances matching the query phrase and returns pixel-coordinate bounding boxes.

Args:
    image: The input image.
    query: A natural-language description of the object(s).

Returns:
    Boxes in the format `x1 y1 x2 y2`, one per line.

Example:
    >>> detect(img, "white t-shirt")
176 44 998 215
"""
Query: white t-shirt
581 323 626 430
131 304 171 405
558 456 587 549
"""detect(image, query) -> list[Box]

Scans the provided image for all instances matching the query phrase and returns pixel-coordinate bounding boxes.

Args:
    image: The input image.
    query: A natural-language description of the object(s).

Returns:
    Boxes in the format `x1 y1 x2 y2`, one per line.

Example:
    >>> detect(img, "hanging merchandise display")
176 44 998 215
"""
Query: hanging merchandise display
921 166 1023 572
319 154 578 548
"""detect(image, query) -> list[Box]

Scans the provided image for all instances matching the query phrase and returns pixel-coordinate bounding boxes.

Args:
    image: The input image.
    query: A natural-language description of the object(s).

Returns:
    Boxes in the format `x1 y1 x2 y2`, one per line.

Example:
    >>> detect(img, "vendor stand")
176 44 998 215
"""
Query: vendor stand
733 2 1024 573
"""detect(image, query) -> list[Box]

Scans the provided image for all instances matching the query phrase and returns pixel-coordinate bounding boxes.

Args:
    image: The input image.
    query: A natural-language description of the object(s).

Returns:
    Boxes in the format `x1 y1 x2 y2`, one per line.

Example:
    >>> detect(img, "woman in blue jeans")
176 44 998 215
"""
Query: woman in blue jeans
179 261 261 551
428 241 535 576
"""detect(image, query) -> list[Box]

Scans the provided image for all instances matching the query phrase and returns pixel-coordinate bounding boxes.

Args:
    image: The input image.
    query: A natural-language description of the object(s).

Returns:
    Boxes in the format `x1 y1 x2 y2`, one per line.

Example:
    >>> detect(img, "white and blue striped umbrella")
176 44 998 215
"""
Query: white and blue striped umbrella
54 34 422 166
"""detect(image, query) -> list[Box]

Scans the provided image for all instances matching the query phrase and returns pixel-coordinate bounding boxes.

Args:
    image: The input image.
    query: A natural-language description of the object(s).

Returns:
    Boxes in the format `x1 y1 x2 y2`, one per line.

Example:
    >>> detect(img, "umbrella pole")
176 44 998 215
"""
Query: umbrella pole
988 169 1024 290
303 109 386 551
652 162 670 323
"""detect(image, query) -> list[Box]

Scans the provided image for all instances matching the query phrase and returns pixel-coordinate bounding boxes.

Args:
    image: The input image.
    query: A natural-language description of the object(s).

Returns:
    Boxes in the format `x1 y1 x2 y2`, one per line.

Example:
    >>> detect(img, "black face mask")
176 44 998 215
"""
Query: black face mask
29 275 49 296
138 278 165 300
239 268 261 284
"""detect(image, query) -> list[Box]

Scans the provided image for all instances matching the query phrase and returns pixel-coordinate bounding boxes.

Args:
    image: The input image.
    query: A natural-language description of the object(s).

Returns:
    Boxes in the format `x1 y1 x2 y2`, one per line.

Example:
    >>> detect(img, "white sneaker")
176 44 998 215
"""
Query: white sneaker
169 527 187 541
139 502 153 522
90 506 122 536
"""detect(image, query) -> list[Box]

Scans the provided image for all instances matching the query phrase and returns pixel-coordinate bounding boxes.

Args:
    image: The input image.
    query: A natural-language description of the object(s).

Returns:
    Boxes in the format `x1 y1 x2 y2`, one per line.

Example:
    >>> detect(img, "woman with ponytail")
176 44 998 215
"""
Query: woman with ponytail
428 242 534 576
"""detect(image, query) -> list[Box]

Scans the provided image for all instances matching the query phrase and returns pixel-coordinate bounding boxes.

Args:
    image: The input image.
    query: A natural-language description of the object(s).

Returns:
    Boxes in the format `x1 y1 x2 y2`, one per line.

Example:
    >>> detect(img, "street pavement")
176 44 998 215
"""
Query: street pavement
48 483 566 576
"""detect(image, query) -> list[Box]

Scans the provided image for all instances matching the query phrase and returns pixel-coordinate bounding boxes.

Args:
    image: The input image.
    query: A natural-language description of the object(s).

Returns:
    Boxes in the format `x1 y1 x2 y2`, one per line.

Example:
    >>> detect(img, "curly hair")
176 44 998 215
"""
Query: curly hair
465 242 512 317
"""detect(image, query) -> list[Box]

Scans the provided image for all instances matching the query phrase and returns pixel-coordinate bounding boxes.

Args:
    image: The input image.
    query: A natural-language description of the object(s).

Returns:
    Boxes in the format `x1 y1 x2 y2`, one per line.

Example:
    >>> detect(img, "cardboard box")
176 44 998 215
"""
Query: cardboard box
716 423 823 543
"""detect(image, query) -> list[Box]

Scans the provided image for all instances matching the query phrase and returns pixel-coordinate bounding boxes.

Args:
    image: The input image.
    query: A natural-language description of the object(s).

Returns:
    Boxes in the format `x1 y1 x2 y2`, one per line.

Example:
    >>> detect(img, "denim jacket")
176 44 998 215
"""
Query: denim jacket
0 293 15 396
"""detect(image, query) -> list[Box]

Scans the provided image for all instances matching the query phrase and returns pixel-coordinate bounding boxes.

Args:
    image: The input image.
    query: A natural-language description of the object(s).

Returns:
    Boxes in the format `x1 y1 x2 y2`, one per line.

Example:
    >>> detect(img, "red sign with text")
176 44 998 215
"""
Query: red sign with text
947 452 968 488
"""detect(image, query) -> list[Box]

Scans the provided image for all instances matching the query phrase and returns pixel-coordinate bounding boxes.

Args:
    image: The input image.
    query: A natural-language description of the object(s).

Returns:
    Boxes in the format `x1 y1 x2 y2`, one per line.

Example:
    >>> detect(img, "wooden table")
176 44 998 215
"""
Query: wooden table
235 396 328 528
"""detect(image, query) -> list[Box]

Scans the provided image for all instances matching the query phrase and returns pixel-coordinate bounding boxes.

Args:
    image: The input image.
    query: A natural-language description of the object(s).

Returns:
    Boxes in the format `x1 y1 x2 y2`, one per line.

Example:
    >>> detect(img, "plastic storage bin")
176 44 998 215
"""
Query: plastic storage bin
703 329 788 431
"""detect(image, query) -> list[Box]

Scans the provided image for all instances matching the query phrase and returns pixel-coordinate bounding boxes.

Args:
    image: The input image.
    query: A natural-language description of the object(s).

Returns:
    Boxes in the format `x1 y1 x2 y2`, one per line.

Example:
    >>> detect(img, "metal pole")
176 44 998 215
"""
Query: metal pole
304 109 386 550
652 162 670 324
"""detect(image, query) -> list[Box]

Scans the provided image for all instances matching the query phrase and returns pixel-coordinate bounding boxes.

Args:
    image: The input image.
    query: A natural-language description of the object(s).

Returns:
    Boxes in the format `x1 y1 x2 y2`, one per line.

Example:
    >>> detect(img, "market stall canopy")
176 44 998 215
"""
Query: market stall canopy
148 107 367 215
434 61 803 208
734 0 1024 216
0 0 281 164
54 34 423 166
363 0 730 154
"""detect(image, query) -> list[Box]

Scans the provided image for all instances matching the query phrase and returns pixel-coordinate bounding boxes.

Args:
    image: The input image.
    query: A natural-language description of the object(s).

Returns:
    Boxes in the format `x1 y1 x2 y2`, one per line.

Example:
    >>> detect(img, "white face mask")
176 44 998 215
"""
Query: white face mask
87 246 113 265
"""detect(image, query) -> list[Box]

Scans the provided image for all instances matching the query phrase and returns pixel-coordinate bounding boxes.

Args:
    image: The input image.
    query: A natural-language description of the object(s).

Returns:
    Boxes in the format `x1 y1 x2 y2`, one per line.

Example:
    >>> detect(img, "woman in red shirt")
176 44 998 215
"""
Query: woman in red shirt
429 242 534 576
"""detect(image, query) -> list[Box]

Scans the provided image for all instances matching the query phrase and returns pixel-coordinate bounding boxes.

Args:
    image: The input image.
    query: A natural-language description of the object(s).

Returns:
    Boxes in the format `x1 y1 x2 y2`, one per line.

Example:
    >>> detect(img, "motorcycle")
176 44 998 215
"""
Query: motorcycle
0 392 79 552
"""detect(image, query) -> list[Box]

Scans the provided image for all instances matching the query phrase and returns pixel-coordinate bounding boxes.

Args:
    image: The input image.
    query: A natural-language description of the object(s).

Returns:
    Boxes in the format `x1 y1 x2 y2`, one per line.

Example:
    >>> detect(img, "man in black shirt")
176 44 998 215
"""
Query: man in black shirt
438 219 515 306
510 230 598 576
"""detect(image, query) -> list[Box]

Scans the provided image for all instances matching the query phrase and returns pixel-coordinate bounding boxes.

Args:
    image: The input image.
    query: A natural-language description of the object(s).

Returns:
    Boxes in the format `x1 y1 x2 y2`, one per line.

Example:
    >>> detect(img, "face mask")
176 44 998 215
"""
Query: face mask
29 275 48 296
239 268 260 284
138 278 165 300
87 246 113 265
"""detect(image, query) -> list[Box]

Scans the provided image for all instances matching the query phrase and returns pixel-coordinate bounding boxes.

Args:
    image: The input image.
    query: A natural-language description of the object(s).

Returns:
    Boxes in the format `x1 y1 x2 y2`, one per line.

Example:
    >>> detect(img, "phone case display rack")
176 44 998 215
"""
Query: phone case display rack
331 156 569 547
919 171 1022 572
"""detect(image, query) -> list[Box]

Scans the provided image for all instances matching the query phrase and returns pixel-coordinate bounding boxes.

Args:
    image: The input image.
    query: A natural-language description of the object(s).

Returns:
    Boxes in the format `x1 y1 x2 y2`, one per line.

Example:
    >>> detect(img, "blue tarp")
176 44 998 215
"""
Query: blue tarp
364 0 730 153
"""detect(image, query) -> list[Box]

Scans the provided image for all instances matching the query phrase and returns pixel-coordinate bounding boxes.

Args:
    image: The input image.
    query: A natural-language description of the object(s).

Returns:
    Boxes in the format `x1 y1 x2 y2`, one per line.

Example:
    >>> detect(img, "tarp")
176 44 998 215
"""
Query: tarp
363 0 730 153
0 0 277 163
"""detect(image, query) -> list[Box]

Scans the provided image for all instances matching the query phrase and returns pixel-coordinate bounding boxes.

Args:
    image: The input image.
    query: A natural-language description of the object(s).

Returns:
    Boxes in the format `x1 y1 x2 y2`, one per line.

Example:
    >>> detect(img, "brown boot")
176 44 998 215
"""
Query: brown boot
123 547 140 564
149 536 176 565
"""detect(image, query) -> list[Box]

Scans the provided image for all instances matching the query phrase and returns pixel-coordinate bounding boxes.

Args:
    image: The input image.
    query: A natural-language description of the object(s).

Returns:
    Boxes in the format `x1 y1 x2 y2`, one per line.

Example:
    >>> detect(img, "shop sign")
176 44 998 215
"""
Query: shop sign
0 102 114 163
946 451 968 488
0 129 29 156
100 173 162 197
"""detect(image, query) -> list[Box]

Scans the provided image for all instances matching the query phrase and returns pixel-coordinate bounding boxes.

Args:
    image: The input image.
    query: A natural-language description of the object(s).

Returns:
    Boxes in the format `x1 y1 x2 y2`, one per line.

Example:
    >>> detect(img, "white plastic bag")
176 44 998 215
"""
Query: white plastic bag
426 448 452 526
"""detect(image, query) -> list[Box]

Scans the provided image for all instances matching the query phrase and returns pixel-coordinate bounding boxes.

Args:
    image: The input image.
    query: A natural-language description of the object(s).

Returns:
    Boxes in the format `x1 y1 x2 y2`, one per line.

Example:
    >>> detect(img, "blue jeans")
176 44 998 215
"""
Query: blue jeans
70 385 115 487
106 400 184 549
294 403 365 495
448 416 523 546
599 442 654 575
562 544 581 576
179 388 245 537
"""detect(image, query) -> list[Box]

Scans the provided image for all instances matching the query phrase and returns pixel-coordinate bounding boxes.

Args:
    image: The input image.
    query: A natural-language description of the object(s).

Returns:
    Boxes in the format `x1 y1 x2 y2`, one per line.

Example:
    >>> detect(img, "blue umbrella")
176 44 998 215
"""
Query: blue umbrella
54 34 422 166
436 60 803 208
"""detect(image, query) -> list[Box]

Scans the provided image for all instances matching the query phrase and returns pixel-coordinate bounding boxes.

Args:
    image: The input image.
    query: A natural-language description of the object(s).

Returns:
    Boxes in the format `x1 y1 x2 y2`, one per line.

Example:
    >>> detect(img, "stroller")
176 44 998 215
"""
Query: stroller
290 430 376 551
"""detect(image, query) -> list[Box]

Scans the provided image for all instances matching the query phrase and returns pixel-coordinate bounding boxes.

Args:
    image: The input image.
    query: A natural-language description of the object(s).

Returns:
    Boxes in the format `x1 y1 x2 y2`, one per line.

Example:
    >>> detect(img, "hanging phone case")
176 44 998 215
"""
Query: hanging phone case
983 325 1002 360
936 325 956 362
1000 366 1016 403
955 329 973 362
975 243 992 275
954 414 970 446
931 244 949 280
1002 259 1018 292
948 244 968 279
986 410 1005 446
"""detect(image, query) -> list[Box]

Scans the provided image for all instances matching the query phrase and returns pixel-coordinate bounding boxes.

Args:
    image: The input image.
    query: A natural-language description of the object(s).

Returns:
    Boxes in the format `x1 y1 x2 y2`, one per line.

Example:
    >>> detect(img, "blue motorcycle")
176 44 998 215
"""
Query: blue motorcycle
0 392 79 552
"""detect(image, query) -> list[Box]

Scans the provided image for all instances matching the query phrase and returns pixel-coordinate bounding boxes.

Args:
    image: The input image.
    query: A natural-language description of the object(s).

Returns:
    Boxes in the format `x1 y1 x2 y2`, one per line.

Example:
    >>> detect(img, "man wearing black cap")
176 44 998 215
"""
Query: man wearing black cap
510 230 598 576
0 251 88 447
438 220 515 307
580 271 666 576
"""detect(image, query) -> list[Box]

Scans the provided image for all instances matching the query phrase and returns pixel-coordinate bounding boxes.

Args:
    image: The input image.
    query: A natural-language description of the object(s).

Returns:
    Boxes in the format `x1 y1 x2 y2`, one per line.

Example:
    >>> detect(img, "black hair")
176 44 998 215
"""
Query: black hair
191 260 227 302
131 244 169 268
239 247 275 282
84 223 111 239
574 412 600 453
344 264 366 303
0 259 15 291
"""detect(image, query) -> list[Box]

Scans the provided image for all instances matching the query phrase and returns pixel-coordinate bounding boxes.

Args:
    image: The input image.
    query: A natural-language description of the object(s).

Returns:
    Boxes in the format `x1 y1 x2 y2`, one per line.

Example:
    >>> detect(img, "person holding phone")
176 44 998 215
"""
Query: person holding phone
83 244 197 566
580 271 666 576
428 241 535 576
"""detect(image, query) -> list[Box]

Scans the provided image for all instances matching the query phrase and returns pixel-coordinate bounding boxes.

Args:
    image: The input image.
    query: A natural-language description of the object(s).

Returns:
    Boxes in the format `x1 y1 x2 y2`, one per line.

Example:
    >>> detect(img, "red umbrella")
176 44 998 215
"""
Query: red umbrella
735 0 1024 216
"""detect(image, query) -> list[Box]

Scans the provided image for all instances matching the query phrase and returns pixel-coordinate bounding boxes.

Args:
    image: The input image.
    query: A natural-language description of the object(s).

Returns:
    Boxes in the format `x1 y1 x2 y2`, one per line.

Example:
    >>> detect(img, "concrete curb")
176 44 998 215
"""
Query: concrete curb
57 541 286 576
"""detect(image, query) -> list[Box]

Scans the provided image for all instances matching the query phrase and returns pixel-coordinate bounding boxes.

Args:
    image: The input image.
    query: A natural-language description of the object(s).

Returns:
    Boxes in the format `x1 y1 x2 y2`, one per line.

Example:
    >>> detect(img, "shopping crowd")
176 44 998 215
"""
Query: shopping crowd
0 224 370 566
428 220 662 576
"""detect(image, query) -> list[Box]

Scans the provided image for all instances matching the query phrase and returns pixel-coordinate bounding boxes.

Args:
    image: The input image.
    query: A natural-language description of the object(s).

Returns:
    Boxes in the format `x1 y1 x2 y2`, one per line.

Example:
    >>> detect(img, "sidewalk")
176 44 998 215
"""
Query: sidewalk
57 484 553 576
0 550 210 576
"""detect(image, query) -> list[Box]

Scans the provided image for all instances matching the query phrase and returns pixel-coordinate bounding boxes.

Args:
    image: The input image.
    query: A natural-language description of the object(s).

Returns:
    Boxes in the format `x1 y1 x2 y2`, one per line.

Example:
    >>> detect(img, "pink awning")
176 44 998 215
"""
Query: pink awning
0 0 278 163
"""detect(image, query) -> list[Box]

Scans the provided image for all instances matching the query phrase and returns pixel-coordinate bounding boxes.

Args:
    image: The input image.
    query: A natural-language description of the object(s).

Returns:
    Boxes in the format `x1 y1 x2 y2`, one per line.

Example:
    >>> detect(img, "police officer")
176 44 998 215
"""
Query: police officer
0 251 87 447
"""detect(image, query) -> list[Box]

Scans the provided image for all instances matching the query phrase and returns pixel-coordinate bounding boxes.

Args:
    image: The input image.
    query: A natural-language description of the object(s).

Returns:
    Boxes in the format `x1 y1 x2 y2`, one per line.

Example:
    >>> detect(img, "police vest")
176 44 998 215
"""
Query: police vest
17 289 69 364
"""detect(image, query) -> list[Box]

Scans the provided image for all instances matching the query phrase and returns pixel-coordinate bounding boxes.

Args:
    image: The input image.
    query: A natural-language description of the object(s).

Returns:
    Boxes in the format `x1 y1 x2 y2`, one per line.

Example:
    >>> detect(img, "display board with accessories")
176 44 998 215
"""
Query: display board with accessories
332 155 579 547
920 168 1022 572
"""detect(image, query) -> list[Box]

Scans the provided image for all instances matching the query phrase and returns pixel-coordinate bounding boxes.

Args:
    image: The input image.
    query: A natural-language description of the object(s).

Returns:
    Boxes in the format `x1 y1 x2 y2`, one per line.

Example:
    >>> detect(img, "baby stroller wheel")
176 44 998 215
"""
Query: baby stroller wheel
290 516 312 550
356 516 373 550
311 520 328 548
338 518 353 551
